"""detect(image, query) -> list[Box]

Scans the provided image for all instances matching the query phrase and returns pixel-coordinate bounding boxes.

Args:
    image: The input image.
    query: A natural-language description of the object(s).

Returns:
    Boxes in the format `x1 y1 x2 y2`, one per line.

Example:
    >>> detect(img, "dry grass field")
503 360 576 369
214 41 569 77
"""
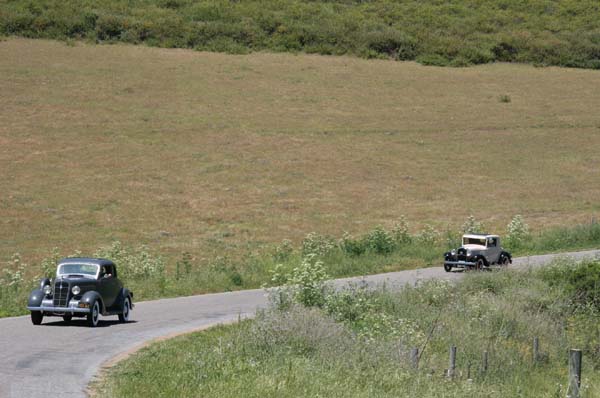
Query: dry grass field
1 38 599 265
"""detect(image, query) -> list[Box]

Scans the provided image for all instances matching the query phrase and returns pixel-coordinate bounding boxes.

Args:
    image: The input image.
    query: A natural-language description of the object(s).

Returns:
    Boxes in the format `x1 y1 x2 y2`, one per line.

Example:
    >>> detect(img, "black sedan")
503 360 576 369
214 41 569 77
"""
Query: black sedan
27 257 133 327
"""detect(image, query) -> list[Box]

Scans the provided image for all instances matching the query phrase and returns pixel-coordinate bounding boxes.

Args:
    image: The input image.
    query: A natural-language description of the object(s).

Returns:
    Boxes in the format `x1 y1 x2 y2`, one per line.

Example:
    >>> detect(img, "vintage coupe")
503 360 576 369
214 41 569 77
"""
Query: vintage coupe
443 234 512 272
27 258 133 327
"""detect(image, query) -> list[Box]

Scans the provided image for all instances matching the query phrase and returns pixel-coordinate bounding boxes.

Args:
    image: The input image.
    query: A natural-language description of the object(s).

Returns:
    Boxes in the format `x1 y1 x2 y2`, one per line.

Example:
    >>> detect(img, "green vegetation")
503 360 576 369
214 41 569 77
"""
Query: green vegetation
1 0 600 68
94 258 600 397
2 216 599 318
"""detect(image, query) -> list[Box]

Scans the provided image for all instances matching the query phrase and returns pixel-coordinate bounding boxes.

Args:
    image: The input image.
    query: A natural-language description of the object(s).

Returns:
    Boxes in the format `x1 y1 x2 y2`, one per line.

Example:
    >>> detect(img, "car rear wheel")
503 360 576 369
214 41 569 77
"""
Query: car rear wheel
63 315 72 323
31 311 43 325
87 300 100 327
118 297 131 323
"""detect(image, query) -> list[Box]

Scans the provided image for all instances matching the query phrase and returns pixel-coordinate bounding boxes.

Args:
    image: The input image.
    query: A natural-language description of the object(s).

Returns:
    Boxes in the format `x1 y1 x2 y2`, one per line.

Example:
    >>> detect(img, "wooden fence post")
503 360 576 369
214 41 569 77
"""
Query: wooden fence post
568 349 582 398
447 345 457 379
482 351 488 374
410 347 419 370
533 337 539 364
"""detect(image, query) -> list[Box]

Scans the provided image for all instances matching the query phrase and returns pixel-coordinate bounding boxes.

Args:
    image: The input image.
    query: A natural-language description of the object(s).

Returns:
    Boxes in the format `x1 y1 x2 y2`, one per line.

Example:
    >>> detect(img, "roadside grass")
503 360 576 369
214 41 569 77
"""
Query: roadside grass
1 39 600 273
2 220 599 318
2 0 600 68
93 258 600 398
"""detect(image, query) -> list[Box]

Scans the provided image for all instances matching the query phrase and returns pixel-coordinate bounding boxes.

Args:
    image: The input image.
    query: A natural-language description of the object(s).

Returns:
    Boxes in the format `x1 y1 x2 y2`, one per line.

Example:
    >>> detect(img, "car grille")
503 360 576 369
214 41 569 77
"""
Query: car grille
53 280 70 307
457 248 467 261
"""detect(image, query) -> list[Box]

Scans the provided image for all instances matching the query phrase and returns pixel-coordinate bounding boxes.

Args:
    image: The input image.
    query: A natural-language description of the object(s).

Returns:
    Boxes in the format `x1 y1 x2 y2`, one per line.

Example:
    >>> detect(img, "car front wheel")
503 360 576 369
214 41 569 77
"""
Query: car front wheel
87 300 100 327
475 258 485 271
118 297 131 323
500 255 510 266
31 311 43 325
63 315 72 323
444 263 452 272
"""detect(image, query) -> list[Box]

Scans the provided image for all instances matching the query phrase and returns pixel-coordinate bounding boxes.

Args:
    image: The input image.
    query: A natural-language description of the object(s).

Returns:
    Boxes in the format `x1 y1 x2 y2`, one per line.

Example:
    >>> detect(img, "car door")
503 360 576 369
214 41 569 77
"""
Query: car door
98 265 119 308
487 238 501 263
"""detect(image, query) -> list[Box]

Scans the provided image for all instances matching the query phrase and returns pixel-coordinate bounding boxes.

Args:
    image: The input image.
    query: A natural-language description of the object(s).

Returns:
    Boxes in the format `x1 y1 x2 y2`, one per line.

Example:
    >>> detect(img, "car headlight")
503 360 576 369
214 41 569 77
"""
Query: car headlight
43 285 52 295
466 249 472 256
451 250 456 255
71 285 81 295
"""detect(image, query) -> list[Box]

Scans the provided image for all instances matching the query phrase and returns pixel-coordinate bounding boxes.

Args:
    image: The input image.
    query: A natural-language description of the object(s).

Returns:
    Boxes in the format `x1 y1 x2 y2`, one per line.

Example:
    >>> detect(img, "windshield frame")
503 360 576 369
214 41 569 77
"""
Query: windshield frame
56 263 100 279
462 237 487 247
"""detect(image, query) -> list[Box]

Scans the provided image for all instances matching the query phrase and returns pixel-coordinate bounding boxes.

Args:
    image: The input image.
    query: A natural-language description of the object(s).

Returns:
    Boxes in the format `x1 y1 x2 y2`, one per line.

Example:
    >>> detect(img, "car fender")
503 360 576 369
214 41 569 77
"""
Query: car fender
115 288 134 310
473 255 489 266
500 251 512 263
81 291 104 312
39 278 51 290
28 289 45 307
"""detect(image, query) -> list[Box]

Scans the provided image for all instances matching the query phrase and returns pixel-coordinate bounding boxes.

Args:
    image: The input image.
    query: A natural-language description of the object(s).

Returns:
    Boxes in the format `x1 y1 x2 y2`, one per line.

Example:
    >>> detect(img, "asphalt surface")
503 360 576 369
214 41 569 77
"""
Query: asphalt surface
1 249 599 398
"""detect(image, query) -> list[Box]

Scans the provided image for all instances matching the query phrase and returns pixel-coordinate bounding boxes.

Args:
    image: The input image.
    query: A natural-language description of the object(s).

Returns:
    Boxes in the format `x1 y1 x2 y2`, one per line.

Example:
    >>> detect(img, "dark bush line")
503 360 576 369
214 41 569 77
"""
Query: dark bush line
1 0 600 69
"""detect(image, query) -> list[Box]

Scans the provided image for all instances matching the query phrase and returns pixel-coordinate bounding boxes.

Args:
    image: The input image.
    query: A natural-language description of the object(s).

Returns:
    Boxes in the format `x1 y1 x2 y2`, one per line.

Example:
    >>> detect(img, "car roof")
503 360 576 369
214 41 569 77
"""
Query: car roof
57 257 115 267
462 234 499 239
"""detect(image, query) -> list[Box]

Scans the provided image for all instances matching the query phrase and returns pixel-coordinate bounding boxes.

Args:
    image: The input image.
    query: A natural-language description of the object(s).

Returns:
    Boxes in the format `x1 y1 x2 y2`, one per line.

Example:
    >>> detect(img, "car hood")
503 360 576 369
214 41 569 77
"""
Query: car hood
54 276 97 286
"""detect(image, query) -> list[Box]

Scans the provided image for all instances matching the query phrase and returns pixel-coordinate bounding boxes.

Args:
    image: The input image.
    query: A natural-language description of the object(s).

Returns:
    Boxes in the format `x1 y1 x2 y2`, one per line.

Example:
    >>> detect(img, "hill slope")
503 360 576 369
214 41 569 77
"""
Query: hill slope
1 38 600 265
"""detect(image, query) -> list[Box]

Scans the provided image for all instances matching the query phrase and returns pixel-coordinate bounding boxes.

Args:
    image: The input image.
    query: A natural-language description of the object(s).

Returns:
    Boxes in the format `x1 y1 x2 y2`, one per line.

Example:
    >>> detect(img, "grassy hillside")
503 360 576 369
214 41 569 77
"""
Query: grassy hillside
1 0 600 68
94 259 600 397
1 38 600 268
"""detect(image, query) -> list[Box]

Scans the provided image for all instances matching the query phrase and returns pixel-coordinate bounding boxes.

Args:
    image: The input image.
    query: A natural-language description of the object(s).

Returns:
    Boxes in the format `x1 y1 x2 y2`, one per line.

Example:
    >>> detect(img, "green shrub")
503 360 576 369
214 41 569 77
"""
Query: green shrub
416 53 450 67
301 232 335 258
418 224 440 245
273 239 294 262
391 216 411 245
95 14 126 41
505 215 530 250
363 226 396 255
3 0 600 69
541 259 600 310
364 28 418 60
462 215 484 234
269 255 330 309
339 232 366 257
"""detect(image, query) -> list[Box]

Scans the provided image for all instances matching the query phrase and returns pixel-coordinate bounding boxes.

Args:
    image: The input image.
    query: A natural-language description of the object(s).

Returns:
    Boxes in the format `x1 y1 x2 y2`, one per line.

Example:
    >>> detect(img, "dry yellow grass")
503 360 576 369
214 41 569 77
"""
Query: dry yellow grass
1 38 599 265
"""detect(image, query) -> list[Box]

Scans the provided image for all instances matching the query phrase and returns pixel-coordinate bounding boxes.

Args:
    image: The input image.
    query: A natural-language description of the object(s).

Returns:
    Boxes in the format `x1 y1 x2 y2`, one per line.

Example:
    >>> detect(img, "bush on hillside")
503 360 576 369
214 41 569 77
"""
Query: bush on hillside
2 0 600 69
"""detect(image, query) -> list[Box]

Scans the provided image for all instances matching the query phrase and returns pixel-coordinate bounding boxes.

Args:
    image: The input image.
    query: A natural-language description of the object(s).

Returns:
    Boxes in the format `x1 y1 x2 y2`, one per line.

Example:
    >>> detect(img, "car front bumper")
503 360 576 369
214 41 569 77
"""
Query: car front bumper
27 306 91 314
444 260 477 268
28 298 91 314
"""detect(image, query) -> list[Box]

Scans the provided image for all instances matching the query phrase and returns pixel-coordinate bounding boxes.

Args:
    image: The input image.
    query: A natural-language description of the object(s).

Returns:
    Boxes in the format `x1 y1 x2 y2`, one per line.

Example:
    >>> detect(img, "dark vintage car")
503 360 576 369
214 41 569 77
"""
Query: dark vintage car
27 258 133 327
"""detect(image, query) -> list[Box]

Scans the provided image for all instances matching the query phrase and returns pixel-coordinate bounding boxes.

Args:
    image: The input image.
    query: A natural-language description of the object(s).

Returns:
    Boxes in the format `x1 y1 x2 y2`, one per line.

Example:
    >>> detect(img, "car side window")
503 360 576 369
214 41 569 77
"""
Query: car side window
101 265 113 278
489 238 497 247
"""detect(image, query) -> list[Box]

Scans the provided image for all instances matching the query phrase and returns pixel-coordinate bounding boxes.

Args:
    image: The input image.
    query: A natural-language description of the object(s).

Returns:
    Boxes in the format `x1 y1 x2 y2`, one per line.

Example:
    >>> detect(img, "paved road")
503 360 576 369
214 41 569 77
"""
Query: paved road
1 249 598 398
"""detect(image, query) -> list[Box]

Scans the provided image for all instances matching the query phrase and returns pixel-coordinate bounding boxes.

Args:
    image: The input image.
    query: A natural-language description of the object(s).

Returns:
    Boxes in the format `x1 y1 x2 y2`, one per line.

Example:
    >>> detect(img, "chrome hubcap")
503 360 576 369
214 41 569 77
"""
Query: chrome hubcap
92 303 99 325
123 300 129 321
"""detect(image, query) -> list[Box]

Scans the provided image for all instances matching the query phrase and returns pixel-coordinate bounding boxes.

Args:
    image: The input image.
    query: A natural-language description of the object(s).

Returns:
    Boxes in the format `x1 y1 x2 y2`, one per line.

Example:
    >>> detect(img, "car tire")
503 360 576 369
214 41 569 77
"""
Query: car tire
87 300 100 327
500 255 510 266
63 315 72 323
118 297 131 323
444 264 452 272
31 311 43 325
475 258 485 271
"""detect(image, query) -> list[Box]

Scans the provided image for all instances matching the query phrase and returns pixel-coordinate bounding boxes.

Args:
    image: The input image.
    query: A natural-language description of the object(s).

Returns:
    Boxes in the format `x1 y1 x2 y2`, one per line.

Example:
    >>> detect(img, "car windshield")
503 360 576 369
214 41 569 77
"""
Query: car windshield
463 237 486 246
57 263 99 278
